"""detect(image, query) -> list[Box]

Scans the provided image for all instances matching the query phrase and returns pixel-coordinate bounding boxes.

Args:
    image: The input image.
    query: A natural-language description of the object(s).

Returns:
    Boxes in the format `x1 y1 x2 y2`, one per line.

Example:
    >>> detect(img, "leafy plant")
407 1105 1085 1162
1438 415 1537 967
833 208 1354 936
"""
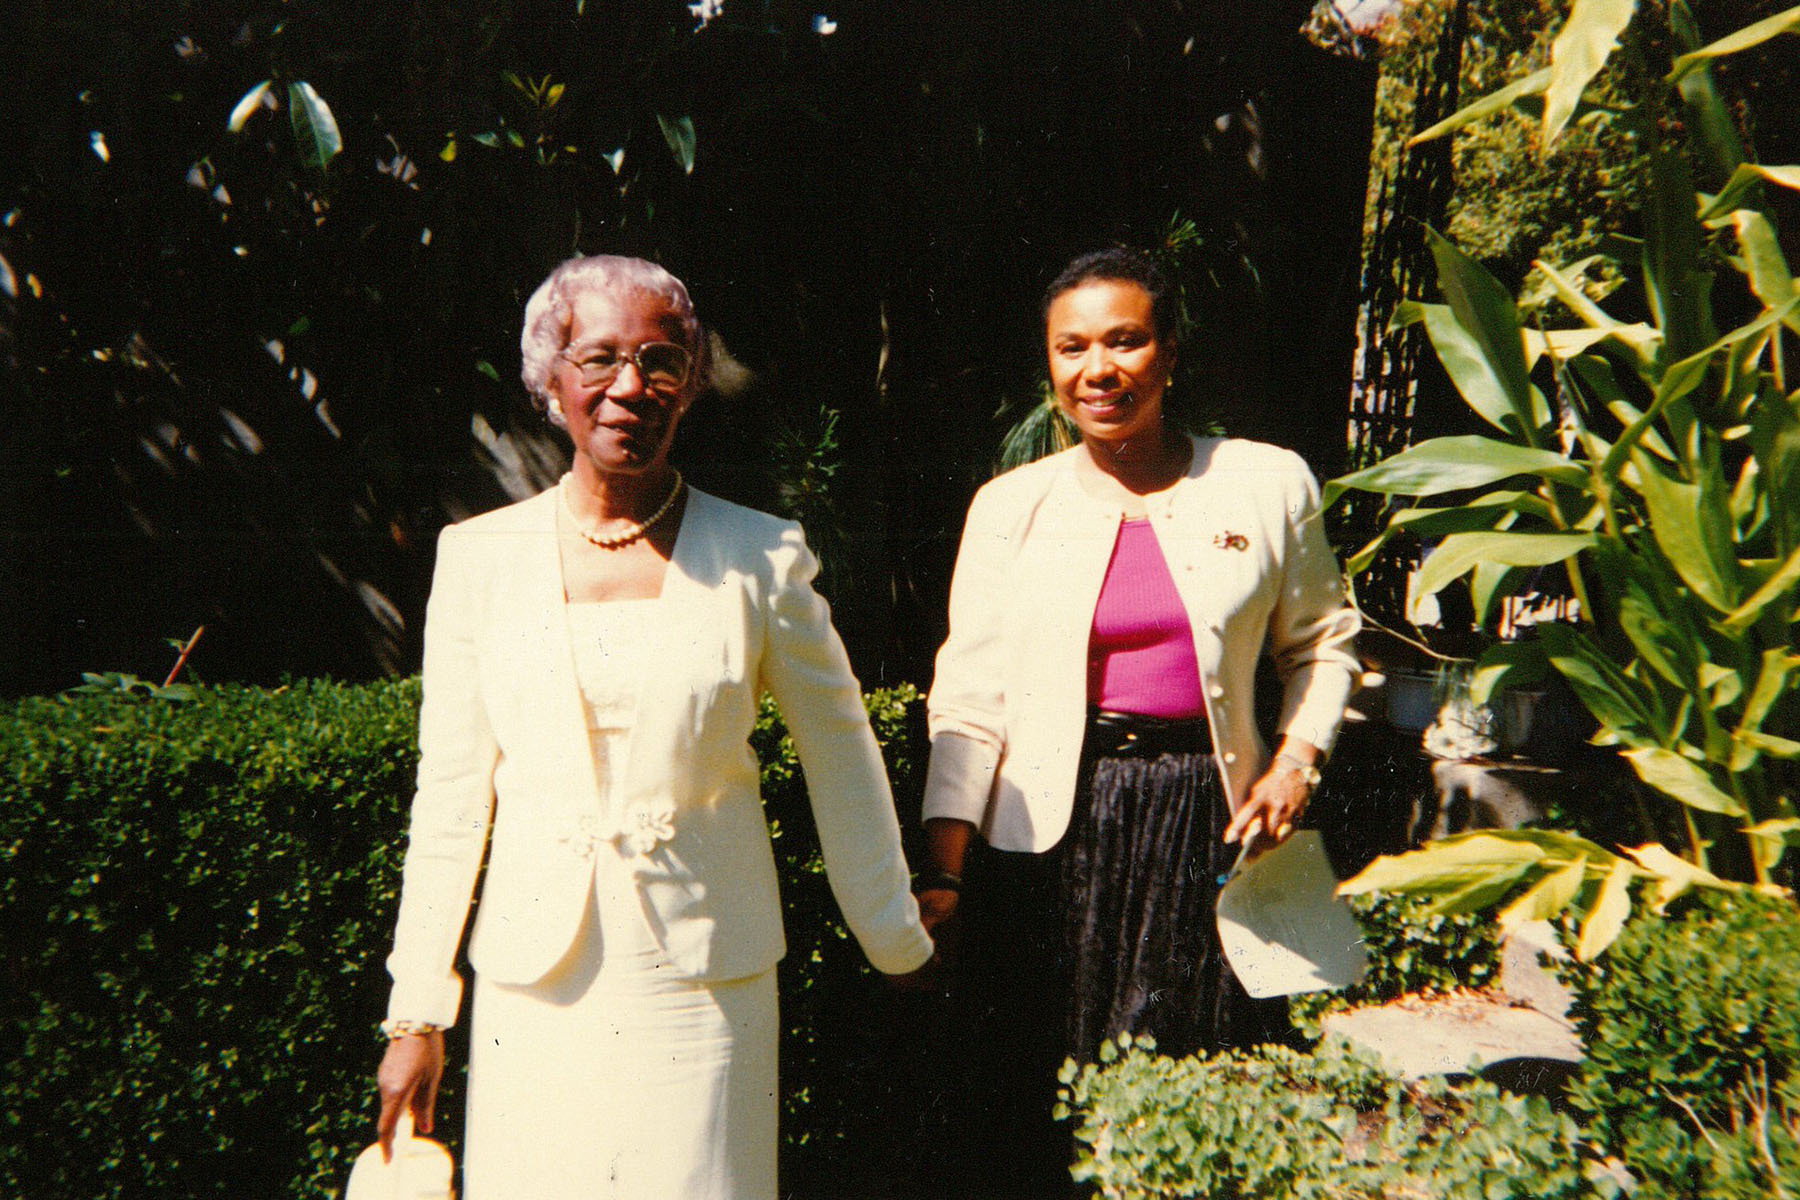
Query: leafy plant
1560 890 1800 1196
1328 0 1800 934
1059 1033 1593 1199
1288 892 1501 1039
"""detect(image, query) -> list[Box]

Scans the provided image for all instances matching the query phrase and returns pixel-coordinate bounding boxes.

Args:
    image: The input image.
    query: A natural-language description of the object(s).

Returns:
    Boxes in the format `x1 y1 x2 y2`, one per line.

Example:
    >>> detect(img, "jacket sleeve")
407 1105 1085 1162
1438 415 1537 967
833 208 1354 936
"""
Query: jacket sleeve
920 484 1010 827
1266 459 1361 755
384 523 500 1027
757 524 934 976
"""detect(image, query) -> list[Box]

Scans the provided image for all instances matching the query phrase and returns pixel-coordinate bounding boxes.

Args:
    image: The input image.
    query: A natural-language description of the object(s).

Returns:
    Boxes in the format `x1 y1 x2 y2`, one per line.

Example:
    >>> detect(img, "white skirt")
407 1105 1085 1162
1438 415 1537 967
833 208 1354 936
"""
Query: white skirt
462 847 778 1200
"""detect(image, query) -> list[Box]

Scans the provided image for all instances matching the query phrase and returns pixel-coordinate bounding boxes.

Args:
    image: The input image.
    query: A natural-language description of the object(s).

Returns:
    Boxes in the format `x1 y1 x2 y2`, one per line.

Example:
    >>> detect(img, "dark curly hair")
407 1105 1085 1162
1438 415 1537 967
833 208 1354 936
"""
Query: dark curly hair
1042 248 1179 344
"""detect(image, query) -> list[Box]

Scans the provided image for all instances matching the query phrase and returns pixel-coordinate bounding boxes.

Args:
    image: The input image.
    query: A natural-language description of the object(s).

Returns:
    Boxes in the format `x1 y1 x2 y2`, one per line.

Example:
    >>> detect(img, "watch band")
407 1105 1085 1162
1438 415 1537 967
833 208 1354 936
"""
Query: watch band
1273 753 1322 788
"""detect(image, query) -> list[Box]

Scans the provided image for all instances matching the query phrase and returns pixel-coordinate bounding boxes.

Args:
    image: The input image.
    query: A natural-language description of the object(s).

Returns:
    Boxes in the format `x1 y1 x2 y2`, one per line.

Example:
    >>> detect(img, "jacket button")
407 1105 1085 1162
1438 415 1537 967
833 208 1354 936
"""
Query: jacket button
1222 751 1238 764
1209 684 1225 699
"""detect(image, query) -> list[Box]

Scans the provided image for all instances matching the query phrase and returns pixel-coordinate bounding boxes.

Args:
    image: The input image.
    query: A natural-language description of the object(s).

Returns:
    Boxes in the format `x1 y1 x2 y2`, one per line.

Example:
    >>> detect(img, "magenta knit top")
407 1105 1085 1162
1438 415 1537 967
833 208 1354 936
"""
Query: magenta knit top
1086 518 1206 719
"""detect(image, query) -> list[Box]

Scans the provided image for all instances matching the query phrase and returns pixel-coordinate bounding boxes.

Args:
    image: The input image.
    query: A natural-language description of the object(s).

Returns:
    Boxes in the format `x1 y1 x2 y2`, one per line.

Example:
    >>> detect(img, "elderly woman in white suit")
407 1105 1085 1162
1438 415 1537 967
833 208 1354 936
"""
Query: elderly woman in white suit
371 254 933 1200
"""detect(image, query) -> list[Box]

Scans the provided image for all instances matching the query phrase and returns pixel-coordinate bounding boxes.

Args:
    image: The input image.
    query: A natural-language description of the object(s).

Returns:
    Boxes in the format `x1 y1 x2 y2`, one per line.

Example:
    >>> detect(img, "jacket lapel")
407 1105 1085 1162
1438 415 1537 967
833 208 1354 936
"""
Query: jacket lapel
500 489 607 817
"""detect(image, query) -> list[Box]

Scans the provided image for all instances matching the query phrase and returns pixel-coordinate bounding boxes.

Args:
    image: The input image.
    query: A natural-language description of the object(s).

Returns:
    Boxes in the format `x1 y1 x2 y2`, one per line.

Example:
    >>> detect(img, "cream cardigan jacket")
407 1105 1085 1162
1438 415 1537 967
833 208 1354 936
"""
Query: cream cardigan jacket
922 437 1361 853
385 486 932 1028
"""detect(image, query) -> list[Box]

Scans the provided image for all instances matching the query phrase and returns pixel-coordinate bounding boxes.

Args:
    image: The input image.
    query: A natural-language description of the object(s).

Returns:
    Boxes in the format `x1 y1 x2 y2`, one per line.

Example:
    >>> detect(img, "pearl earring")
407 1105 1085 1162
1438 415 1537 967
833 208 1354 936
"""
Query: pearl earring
548 397 564 421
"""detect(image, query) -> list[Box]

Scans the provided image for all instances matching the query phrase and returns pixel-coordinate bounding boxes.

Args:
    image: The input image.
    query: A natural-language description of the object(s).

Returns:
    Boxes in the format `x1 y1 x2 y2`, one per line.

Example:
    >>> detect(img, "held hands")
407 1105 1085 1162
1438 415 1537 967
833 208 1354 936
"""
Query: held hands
888 886 961 994
375 1029 445 1161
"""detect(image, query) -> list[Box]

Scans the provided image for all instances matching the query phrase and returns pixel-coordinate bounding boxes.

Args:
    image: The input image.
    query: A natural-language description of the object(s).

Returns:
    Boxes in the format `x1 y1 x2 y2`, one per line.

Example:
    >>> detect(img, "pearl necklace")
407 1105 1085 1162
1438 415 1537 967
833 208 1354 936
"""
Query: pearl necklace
560 469 684 550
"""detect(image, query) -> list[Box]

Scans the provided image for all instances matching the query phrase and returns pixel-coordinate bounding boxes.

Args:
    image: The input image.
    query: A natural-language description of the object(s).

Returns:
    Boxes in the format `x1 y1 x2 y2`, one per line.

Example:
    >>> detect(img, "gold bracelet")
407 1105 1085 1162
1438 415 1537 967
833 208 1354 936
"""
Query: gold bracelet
379 1018 444 1040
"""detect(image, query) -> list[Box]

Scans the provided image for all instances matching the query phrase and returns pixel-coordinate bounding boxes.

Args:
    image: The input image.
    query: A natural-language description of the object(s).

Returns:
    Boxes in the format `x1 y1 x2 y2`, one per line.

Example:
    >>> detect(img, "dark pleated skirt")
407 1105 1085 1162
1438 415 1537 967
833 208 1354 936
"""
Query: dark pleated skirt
948 713 1290 1197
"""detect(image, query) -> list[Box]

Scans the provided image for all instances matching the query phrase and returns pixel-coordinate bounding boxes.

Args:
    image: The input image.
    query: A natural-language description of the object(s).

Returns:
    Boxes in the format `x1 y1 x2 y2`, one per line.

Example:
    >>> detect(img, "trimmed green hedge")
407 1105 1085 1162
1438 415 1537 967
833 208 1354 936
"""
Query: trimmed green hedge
0 679 928 1199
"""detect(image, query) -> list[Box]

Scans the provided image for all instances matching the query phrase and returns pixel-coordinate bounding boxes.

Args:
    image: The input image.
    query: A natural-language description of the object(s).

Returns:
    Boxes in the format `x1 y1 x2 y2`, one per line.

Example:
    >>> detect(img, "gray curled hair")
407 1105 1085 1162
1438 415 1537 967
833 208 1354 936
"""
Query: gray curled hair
518 255 703 411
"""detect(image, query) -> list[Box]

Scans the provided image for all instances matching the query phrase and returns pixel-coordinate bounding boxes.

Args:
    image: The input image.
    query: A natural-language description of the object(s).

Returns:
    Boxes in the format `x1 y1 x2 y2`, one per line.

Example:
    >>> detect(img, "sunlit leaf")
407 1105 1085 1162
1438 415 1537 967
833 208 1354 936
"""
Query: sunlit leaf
1630 451 1740 612
1667 4 1800 83
1622 747 1745 816
1722 542 1800 631
1727 211 1800 338
1544 0 1635 148
228 79 273 133
1697 163 1800 220
1411 302 1525 433
287 81 343 173
1407 68 1552 147
1576 859 1635 960
1426 228 1541 440
1414 531 1597 600
1497 856 1589 932
1325 437 1585 508
1618 842 1739 911
1338 833 1552 896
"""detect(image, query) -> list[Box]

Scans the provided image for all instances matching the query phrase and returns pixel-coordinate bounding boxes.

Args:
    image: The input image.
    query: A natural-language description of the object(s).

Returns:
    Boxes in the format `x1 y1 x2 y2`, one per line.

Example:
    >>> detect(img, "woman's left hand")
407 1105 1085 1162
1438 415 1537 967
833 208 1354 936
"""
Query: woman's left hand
1223 765 1311 851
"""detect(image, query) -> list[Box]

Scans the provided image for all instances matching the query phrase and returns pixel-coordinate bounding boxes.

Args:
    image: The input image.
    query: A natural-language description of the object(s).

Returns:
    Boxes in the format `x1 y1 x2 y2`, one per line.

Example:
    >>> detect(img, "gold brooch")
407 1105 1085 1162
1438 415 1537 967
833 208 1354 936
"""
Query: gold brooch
1214 531 1249 551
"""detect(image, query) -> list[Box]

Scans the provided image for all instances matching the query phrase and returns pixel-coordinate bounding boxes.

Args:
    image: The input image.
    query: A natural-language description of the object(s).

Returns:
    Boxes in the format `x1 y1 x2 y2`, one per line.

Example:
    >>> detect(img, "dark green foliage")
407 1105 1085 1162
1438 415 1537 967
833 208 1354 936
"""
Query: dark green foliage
1562 893 1800 1199
1290 893 1501 1039
1060 1034 1591 1199
0 679 928 1198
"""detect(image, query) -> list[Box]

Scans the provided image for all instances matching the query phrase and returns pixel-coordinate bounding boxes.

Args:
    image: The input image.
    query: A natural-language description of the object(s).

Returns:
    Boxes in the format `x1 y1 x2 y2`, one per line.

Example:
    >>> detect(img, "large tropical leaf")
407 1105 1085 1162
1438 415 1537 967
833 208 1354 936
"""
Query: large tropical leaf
1325 437 1585 507
1338 832 1554 897
1407 68 1552 147
1723 543 1800 631
1576 859 1636 959
1629 450 1740 613
1413 530 1597 601
1426 227 1543 440
1616 573 1696 688
1399 302 1533 433
1666 4 1800 83
1470 639 1552 706
1343 494 1542 576
1529 259 1661 361
1622 746 1746 816
1619 842 1741 911
1544 0 1636 148
287 82 342 174
1598 298 1800 479
1671 1 1750 185
1538 621 1659 738
1728 211 1800 340
1497 856 1588 932
1697 163 1800 220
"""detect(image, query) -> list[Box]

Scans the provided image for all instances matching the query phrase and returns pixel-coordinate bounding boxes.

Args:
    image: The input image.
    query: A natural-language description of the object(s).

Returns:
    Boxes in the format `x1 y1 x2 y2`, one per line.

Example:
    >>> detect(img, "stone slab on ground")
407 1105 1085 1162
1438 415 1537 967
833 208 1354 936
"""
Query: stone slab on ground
1498 918 1574 1021
1322 990 1583 1079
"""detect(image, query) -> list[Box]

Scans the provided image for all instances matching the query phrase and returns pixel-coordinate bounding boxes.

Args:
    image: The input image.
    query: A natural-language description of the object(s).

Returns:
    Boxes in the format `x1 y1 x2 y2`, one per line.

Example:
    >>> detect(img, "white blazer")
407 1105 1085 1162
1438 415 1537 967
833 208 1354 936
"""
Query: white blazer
922 437 1361 853
385 486 932 1028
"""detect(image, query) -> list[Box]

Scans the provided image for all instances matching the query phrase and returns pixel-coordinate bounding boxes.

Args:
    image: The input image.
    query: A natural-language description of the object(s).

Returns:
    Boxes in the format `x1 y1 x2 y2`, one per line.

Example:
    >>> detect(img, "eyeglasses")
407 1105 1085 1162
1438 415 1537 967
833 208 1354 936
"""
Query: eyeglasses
560 341 693 392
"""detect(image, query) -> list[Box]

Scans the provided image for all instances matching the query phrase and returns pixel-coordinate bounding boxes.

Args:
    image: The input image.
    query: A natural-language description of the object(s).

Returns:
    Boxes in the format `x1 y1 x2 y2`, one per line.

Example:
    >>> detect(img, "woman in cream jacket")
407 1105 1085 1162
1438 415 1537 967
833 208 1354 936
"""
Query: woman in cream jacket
917 249 1359 1197
372 255 932 1200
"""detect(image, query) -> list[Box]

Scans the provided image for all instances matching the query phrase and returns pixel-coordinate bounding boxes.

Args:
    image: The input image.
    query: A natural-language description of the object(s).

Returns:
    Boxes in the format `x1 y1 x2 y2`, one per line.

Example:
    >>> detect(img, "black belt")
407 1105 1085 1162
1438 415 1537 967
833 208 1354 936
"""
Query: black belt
1086 708 1210 758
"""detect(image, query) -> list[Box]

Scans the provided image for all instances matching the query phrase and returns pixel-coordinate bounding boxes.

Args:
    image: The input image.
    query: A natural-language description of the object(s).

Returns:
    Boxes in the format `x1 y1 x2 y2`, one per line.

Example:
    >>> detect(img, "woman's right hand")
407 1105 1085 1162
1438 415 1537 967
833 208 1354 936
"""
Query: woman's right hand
376 1030 445 1160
